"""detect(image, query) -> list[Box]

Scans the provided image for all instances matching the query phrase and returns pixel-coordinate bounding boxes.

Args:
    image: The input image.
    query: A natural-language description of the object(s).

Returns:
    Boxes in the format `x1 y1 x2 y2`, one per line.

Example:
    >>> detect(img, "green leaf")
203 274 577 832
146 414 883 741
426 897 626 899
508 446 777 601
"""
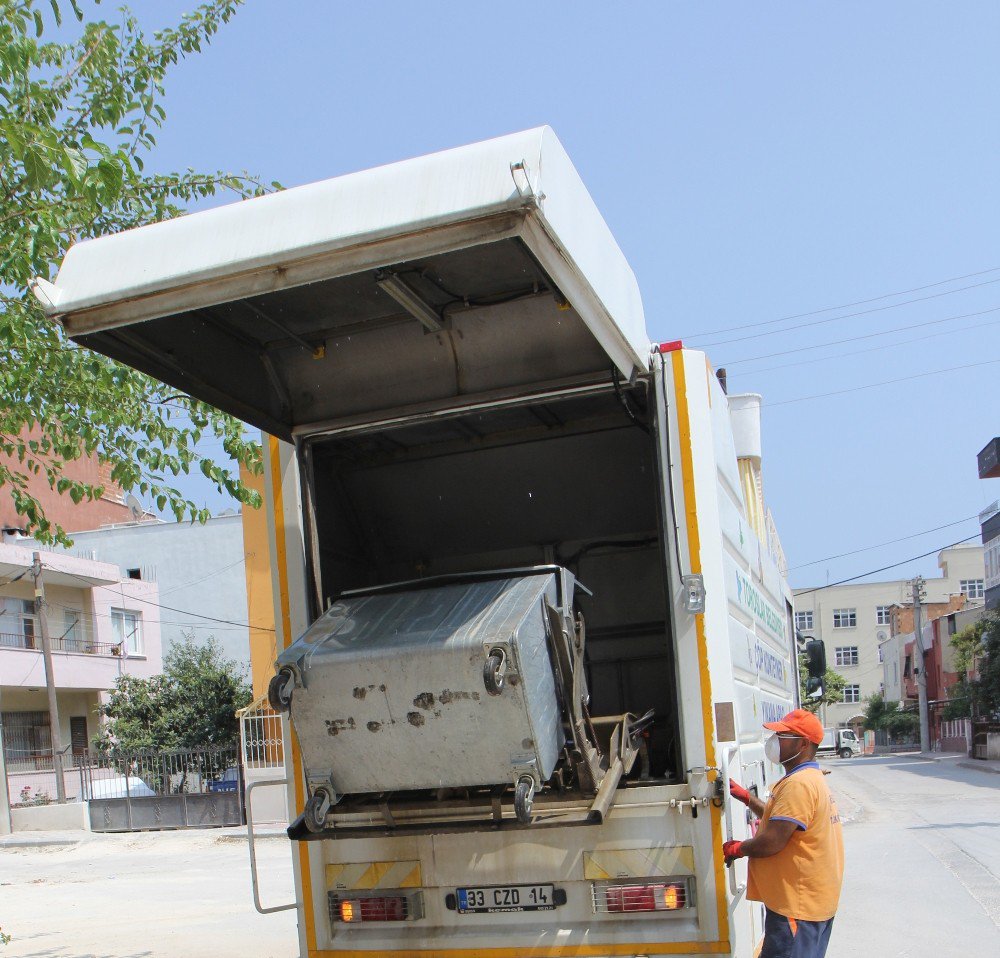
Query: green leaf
97 158 123 199
22 144 51 190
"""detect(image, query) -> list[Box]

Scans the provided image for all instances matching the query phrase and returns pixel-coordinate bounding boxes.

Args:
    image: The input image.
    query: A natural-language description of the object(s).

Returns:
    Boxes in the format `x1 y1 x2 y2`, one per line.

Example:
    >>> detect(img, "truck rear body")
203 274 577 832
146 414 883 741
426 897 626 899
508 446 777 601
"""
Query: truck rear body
39 128 797 957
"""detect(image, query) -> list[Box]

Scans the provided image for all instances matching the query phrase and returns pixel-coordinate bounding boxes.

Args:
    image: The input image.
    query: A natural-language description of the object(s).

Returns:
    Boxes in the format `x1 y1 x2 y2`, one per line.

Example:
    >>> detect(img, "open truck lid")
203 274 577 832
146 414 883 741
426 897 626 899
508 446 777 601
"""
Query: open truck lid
34 127 649 439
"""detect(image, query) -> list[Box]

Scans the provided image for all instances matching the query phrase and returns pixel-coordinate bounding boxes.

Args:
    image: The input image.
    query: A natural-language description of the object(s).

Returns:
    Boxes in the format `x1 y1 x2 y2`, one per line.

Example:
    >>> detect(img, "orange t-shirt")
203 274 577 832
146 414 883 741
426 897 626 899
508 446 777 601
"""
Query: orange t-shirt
746 761 844 921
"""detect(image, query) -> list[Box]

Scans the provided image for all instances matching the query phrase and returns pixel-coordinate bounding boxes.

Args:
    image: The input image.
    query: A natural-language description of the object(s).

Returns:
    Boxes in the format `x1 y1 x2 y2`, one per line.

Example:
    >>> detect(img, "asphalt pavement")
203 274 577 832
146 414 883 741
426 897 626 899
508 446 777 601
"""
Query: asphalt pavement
824 752 1000 957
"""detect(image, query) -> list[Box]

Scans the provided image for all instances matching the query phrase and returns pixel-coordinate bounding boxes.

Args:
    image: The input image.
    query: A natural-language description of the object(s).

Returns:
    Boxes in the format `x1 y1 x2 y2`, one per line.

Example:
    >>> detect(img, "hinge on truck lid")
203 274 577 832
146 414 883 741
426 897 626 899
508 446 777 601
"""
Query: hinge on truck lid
682 574 706 614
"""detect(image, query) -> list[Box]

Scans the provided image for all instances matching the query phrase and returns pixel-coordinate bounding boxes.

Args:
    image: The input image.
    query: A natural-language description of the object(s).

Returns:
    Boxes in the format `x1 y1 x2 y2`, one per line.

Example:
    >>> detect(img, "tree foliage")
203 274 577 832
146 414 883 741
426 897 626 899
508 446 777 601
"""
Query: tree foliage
0 0 269 544
947 610 1000 719
94 636 252 753
862 693 919 737
798 655 847 713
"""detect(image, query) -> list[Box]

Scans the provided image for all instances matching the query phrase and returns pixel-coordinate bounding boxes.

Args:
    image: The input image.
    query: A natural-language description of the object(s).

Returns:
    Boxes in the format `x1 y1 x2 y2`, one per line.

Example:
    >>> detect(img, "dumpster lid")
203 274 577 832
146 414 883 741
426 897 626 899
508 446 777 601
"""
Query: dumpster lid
34 127 649 439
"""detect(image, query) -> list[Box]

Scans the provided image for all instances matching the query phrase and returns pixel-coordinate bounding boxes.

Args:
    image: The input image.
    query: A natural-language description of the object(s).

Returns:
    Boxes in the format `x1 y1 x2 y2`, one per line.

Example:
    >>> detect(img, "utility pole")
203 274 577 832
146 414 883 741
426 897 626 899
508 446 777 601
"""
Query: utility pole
32 553 66 803
911 576 930 754
0 689 11 834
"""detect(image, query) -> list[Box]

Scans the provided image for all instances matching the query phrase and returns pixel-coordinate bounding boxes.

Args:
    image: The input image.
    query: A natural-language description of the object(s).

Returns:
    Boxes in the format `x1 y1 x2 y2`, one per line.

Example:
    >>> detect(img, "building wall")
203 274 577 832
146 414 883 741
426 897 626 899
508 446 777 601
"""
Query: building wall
0 426 135 532
64 514 251 667
794 544 985 728
0 545 164 806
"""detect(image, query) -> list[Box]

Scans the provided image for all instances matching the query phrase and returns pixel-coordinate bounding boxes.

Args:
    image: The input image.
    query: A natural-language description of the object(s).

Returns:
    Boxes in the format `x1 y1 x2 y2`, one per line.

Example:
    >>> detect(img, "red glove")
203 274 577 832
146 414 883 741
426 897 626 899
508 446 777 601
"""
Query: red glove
729 779 751 806
723 840 744 865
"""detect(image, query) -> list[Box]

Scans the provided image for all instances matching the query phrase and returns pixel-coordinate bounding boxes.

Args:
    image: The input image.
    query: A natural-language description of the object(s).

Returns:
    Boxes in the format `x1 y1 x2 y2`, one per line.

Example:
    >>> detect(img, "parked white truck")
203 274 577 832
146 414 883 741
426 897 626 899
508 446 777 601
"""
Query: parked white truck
36 128 817 958
817 727 862 759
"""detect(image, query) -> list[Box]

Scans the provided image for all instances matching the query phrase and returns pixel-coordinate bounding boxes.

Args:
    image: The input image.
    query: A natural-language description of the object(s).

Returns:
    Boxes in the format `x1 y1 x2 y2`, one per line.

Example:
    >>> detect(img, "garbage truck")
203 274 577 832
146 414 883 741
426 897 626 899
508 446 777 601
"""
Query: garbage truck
35 127 814 958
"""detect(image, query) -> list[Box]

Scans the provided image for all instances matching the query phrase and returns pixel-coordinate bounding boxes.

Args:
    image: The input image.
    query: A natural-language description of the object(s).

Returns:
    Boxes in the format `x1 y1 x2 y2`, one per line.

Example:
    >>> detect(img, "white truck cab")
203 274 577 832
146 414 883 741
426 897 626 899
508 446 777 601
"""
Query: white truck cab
818 728 861 758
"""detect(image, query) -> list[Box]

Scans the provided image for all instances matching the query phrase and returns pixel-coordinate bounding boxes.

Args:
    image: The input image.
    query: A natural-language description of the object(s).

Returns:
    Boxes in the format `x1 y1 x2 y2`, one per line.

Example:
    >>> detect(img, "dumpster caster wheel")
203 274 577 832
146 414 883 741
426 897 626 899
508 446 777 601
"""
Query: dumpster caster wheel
268 669 295 713
483 650 506 696
514 777 535 824
304 789 332 833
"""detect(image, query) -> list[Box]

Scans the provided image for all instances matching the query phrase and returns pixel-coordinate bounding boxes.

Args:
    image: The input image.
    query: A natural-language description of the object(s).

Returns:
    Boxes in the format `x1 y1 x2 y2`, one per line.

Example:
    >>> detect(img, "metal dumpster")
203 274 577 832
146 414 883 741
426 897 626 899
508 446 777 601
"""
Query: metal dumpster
271 565 650 835
272 567 579 828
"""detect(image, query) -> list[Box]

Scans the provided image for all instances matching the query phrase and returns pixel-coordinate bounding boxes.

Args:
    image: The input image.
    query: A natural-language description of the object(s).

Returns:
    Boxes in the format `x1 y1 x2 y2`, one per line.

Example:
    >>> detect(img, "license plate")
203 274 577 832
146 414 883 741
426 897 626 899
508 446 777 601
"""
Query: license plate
456 884 556 914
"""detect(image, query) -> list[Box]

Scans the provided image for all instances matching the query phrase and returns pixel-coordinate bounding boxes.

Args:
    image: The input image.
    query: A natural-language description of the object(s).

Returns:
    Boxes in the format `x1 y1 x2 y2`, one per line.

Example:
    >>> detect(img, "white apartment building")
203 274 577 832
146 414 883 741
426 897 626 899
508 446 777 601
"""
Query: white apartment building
793 544 985 731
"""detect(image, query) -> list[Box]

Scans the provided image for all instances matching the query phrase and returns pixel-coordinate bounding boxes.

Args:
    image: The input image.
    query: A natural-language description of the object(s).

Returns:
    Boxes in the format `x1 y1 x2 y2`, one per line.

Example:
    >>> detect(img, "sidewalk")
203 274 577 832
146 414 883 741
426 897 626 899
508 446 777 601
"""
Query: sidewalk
893 749 1000 775
0 822 289 850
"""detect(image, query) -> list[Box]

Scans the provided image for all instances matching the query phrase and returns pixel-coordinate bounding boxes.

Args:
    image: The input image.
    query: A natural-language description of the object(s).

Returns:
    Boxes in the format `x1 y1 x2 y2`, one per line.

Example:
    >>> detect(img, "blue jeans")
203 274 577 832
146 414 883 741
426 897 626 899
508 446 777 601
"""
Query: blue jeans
760 907 835 958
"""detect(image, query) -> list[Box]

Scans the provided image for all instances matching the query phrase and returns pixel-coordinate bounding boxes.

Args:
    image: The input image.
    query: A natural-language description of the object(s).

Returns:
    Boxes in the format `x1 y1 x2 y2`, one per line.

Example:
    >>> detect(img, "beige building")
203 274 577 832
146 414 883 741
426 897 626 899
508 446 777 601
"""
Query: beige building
793 544 985 731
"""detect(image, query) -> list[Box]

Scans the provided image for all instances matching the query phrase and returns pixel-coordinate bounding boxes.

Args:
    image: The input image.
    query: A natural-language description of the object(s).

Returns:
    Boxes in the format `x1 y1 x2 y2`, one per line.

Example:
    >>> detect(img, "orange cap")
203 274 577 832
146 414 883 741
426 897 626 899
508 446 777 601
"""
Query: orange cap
763 708 824 745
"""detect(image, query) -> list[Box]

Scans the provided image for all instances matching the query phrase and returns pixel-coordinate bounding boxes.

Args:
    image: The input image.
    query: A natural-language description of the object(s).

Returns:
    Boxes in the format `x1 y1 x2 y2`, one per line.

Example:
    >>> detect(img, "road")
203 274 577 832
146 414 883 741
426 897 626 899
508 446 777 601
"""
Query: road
826 753 1000 957
0 755 996 957
0 830 297 958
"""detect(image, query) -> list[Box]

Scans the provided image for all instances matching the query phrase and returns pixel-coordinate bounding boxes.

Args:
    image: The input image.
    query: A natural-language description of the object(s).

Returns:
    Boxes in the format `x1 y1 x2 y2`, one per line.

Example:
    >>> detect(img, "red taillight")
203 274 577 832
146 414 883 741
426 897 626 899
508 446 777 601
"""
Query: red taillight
599 881 688 913
335 895 409 922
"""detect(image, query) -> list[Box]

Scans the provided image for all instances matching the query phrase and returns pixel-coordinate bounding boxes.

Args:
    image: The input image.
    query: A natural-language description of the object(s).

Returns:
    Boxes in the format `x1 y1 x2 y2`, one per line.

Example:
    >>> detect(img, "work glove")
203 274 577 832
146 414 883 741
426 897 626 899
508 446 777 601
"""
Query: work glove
723 840 744 866
729 779 751 806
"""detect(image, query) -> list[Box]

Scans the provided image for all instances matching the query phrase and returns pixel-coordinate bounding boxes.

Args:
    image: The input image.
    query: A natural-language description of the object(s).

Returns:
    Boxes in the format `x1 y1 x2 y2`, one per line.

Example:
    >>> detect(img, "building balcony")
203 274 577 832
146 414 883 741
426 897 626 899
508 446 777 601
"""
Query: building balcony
0 630 122 658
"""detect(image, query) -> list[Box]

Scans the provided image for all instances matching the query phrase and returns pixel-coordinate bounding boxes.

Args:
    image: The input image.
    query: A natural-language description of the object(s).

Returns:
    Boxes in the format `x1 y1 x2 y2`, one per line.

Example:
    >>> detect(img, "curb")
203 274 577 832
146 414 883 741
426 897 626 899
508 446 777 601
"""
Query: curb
957 761 1000 776
215 830 290 843
0 836 87 849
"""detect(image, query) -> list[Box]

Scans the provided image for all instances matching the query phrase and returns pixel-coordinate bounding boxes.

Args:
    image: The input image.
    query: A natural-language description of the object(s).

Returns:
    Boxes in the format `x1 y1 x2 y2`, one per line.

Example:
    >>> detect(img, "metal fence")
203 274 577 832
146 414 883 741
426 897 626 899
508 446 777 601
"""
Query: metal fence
239 696 285 769
80 747 243 831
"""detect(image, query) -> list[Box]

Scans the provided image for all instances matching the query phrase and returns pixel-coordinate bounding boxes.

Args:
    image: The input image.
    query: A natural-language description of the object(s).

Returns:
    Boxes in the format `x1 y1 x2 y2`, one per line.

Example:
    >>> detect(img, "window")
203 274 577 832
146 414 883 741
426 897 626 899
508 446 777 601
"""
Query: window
832 608 857 628
960 579 984 600
835 646 859 667
111 609 142 656
0 597 37 648
879 682 885 696
795 610 814 630
843 685 861 704
877 645 884 664
876 605 891 625
1 710 51 771
126 568 142 580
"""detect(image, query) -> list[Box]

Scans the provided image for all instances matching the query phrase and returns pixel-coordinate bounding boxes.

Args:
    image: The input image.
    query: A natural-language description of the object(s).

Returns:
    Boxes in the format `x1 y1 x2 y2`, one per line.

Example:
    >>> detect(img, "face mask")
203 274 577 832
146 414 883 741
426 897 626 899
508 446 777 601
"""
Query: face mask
765 733 803 766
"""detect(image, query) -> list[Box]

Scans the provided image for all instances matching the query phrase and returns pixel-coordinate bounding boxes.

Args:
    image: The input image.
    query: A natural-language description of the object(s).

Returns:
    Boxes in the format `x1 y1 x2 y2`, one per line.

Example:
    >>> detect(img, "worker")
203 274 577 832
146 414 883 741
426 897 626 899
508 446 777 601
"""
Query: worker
723 708 844 958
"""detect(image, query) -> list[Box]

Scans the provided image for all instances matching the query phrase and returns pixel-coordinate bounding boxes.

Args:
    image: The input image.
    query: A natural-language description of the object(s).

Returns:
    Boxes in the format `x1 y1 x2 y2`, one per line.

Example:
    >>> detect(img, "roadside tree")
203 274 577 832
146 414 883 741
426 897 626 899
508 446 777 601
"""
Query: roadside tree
862 693 919 738
0 0 268 545
798 655 847 713
947 610 1000 718
94 636 252 754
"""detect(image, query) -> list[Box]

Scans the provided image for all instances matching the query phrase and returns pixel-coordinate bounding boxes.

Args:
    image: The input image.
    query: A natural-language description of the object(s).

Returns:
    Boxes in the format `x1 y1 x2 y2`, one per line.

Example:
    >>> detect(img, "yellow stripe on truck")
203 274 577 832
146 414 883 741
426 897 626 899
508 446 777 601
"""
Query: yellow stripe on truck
312 943 731 957
583 846 695 880
326 862 422 891
670 348 731 948
269 435 318 955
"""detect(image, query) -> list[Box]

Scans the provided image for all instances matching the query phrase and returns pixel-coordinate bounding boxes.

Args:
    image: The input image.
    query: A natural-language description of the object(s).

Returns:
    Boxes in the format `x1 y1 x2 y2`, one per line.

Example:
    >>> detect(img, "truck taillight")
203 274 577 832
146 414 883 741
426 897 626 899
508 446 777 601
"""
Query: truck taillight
328 891 423 924
593 880 691 913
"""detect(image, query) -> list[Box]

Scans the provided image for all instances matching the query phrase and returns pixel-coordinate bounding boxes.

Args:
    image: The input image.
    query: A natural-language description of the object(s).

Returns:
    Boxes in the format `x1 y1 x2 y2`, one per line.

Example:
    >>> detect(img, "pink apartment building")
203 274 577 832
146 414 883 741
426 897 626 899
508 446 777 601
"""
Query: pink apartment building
0 539 162 805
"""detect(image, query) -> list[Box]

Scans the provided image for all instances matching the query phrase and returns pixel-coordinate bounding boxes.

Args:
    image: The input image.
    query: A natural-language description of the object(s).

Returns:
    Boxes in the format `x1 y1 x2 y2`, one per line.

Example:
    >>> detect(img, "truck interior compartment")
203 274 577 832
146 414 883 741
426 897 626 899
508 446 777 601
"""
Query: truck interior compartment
304 386 681 784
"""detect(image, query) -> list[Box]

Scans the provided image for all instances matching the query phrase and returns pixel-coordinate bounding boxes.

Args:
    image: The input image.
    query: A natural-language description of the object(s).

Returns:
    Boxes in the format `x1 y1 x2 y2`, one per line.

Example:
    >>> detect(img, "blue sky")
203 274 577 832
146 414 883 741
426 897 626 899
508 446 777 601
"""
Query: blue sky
128 1 998 588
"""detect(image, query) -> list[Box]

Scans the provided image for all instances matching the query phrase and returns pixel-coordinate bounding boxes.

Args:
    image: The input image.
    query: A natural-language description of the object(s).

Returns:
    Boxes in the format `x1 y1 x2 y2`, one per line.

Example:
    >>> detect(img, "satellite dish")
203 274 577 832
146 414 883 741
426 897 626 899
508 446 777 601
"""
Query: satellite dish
876 630 887 642
125 494 145 522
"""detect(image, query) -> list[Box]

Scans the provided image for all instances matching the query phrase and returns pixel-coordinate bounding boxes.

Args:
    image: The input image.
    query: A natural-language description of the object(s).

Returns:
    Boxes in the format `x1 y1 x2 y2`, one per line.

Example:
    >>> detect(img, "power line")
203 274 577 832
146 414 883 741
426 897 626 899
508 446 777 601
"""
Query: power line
764 358 1000 408
793 535 981 597
730 316 1000 377
720 303 1000 367
693 275 1000 349
60 569 275 633
684 264 1000 339
788 515 981 571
